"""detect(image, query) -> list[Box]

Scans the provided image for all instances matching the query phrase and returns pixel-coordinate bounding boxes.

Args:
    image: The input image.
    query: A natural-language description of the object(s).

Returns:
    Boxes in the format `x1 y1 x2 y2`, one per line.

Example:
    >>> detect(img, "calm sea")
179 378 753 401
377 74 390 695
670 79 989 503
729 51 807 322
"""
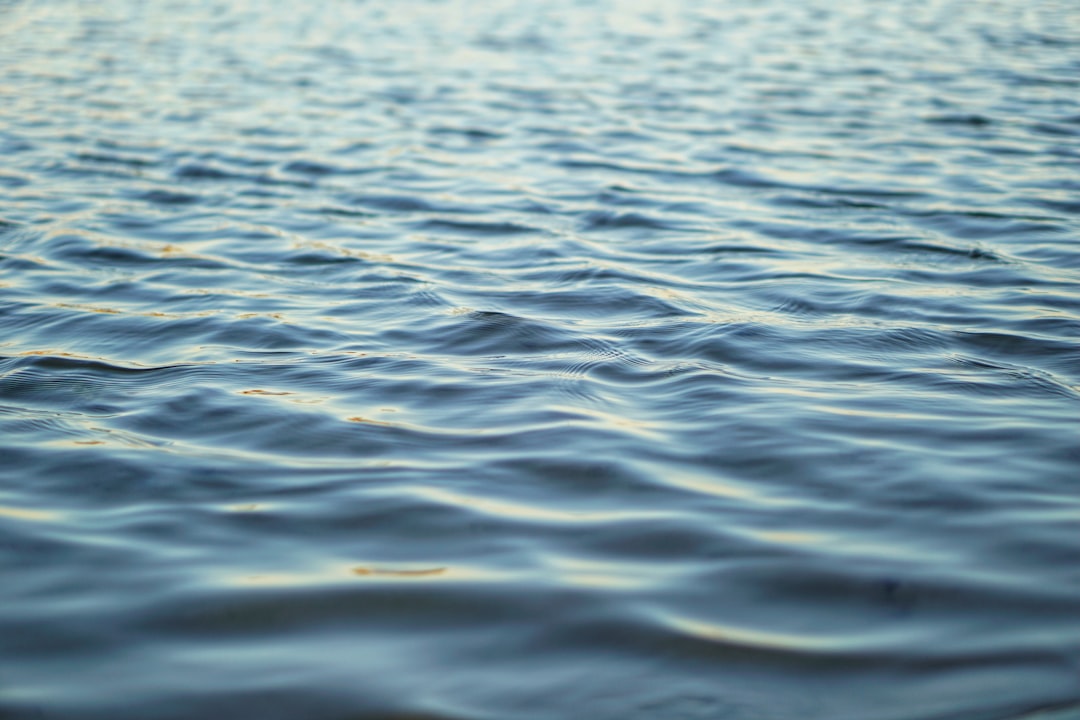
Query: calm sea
1 1 1079 718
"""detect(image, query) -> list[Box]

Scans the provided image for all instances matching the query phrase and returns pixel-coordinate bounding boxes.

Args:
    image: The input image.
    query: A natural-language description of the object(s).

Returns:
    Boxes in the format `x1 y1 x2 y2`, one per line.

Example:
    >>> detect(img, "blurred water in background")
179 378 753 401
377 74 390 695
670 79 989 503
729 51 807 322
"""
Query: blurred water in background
1 1 1079 718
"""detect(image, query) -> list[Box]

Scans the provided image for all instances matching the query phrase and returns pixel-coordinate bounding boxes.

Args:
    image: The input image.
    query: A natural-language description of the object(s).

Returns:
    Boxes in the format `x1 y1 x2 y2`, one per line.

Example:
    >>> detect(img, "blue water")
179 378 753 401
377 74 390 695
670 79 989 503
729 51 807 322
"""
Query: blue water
2 1 1079 718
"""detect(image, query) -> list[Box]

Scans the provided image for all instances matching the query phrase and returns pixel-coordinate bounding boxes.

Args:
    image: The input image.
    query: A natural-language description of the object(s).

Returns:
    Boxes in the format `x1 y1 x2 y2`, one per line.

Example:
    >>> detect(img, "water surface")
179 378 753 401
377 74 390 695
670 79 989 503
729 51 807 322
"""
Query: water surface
2 1 1079 718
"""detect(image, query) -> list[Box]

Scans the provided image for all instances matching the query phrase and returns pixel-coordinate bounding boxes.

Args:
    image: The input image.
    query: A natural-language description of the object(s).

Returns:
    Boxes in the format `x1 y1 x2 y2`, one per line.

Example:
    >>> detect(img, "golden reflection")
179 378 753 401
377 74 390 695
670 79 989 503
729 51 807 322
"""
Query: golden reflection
56 303 121 314
239 388 327 405
2 254 46 268
0 505 63 522
16 349 219 367
225 563 493 588
346 415 398 427
296 240 395 263
748 529 825 545
20 349 91 358
351 566 445 577
665 614 829 652
236 312 285 320
47 304 224 321
222 503 265 512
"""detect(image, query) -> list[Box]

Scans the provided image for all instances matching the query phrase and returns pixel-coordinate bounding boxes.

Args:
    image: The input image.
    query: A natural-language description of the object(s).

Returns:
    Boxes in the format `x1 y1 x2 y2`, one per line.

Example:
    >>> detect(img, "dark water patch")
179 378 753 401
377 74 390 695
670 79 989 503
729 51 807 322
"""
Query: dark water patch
50 159 144 181
497 285 693 320
711 166 788 190
173 162 237 181
428 125 507 141
414 310 587 357
1030 198 1080 216
951 330 1080 375
842 234 1012 263
580 209 675 232
417 219 542 236
1030 121 1080 137
285 248 370 267
280 159 344 176
892 265 1057 291
0 171 31 188
0 218 21 238
172 161 314 189
132 188 204 205
767 193 892 211
75 150 158 168
948 356 1080 402
311 204 378 219
907 209 1067 240
923 113 994 127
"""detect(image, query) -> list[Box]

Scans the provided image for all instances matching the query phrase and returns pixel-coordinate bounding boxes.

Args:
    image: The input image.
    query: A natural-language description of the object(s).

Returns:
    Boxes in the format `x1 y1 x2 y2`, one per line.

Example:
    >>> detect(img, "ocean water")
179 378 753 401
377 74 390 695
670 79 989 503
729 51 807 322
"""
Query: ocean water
1 0 1079 718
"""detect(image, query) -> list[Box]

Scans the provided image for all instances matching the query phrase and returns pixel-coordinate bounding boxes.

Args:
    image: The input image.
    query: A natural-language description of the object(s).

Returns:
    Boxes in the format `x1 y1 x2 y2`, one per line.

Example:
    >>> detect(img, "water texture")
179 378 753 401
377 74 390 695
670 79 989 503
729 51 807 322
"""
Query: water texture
2 0 1079 718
